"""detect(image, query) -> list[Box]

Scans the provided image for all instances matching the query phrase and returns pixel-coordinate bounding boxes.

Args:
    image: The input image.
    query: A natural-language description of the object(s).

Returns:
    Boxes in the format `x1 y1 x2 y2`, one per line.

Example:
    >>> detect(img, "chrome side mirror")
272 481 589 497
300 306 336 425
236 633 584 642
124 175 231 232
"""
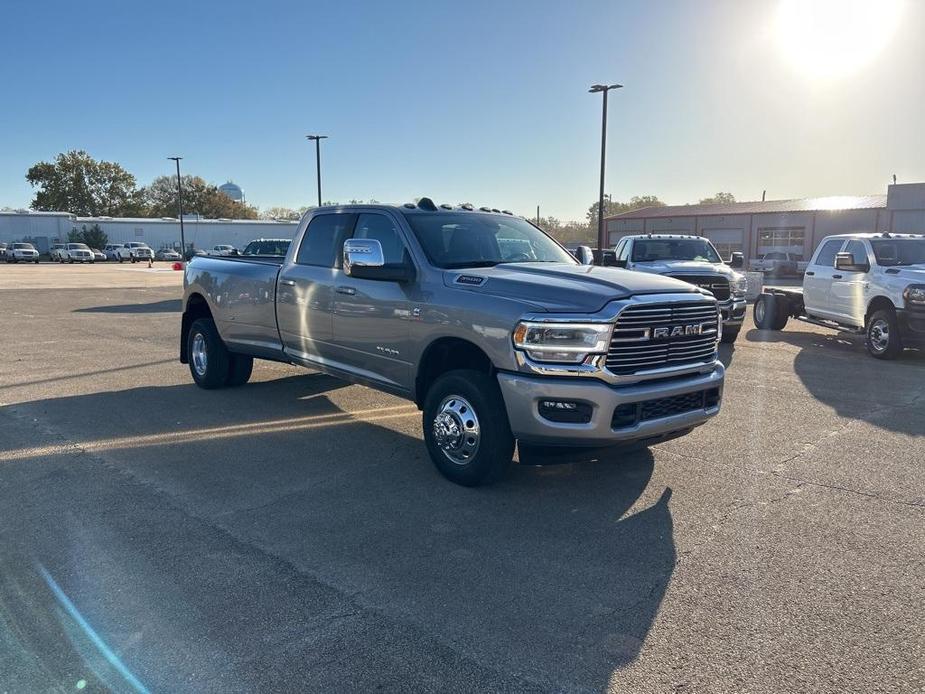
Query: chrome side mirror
728 251 745 269
344 238 384 275
576 245 594 265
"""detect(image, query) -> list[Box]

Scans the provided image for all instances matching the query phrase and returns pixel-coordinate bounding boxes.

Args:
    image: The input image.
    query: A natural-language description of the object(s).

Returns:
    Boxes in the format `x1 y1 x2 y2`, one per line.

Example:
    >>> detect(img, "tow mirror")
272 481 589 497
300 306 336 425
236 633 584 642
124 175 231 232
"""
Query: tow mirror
576 245 594 265
343 238 414 282
835 252 869 273
728 252 745 269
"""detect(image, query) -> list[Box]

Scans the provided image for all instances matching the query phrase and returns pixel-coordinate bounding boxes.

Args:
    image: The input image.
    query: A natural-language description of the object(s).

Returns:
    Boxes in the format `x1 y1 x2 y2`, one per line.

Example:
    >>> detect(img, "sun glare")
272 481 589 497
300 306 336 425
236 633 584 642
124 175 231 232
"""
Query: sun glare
776 0 902 79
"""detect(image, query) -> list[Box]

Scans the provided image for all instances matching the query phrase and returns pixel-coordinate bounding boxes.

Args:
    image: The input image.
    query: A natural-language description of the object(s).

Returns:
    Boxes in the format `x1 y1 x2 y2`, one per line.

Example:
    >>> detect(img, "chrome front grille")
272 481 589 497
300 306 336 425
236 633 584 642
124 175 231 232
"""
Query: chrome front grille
666 274 730 301
606 302 720 375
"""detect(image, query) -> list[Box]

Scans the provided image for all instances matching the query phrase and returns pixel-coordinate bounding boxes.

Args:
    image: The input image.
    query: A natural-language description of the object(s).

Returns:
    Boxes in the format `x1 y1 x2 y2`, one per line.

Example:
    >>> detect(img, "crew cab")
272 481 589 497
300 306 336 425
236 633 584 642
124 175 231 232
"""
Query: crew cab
754 233 925 359
104 243 125 260
612 234 748 343
5 242 40 263
181 200 725 486
116 242 154 262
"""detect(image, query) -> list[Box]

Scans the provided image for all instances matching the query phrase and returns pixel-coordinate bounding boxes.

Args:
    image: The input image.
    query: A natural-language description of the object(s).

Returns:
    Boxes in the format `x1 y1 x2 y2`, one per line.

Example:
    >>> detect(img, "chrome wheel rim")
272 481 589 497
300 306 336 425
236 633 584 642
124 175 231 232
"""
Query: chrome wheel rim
869 319 890 352
432 395 480 465
191 333 208 376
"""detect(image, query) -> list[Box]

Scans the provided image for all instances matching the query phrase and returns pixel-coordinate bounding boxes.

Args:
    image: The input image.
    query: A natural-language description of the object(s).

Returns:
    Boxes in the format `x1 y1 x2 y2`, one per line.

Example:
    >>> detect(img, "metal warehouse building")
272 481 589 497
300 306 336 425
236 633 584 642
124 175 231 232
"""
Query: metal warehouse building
605 182 925 262
0 210 298 254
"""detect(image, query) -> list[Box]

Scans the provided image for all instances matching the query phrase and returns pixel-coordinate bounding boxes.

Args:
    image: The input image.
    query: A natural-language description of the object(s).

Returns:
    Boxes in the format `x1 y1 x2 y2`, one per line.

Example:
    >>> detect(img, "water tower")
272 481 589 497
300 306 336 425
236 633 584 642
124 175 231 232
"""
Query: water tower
218 182 244 203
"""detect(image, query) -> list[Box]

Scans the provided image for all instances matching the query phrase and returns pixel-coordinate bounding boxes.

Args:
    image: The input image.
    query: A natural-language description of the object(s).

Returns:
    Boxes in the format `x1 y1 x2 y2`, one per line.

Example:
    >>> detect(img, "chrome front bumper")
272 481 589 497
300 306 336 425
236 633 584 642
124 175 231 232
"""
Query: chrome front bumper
497 363 724 446
720 296 747 326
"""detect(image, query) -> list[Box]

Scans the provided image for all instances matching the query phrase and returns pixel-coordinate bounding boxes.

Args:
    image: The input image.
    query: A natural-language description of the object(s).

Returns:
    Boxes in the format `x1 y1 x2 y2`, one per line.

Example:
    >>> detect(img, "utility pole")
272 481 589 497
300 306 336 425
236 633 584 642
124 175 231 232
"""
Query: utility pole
536 205 540 226
589 83 623 254
305 135 328 207
167 157 185 257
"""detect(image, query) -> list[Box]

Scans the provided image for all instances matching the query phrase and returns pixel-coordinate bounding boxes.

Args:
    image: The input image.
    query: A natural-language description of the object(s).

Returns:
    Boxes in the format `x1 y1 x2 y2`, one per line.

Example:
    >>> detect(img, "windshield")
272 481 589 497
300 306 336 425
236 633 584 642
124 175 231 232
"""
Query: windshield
402 212 576 269
871 239 925 266
243 240 290 256
12 243 34 250
68 243 89 250
632 239 722 263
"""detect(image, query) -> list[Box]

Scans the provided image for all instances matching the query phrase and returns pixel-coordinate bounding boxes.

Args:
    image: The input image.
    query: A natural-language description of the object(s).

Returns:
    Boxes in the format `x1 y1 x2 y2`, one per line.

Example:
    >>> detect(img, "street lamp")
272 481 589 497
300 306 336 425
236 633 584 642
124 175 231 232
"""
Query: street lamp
167 156 186 258
305 135 328 207
589 83 622 254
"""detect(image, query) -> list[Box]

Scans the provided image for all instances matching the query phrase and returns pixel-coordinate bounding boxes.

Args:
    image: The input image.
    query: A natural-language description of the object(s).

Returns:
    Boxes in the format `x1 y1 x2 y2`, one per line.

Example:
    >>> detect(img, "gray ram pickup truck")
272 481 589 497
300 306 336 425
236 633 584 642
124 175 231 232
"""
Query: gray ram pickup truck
181 199 725 485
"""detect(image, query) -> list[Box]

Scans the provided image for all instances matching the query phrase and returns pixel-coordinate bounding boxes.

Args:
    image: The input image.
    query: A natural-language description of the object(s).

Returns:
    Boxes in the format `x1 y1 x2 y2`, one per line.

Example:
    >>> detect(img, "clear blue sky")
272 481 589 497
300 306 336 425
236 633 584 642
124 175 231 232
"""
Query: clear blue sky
1 0 922 221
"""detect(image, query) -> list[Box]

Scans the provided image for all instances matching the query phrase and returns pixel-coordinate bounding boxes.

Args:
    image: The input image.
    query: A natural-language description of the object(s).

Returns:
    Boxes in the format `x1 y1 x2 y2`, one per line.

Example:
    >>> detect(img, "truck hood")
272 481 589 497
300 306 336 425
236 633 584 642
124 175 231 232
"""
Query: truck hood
444 263 703 313
631 260 737 277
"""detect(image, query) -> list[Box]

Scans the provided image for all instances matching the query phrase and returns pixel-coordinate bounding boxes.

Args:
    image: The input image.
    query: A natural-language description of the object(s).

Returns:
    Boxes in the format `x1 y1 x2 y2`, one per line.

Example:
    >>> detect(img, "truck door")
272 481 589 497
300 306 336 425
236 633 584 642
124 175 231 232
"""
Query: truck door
276 213 357 365
803 239 845 320
829 240 870 327
331 212 414 393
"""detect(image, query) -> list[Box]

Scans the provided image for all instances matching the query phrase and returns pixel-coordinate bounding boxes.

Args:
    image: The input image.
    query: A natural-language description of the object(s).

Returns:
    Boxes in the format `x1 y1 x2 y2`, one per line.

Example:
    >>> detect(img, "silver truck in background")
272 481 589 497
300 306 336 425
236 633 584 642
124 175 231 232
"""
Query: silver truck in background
180 199 725 485
611 234 748 343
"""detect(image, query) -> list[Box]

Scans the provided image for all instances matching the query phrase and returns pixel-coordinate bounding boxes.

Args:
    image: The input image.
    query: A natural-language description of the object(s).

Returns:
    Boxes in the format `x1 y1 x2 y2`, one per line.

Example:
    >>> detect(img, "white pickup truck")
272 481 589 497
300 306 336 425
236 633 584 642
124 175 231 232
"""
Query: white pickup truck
754 233 925 359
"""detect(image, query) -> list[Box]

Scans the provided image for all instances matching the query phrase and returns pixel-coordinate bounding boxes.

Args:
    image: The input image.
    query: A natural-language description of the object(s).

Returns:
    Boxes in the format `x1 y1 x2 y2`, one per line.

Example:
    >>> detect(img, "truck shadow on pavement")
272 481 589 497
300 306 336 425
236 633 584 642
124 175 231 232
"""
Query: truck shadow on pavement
2 371 677 690
73 299 182 314
745 327 925 436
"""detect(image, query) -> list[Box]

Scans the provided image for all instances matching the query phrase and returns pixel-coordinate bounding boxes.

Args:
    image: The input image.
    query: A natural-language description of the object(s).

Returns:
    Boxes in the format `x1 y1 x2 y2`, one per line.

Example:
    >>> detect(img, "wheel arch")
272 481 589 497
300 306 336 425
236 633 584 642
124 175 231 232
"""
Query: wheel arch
414 337 494 408
180 293 214 363
865 296 896 324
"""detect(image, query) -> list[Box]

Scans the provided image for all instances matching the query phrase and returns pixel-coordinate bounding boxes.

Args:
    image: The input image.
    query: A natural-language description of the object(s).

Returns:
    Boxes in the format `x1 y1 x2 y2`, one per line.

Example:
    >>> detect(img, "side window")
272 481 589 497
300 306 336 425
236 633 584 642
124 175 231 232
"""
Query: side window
844 240 868 266
296 214 357 267
813 239 845 268
618 240 631 262
352 213 407 265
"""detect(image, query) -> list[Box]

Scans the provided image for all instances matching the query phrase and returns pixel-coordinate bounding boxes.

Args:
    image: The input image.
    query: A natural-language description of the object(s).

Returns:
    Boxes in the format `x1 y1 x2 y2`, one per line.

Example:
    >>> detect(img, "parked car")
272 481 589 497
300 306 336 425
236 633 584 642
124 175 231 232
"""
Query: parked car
104 243 125 260
91 248 107 262
116 242 155 263
611 234 748 343
754 232 925 359
59 243 95 263
156 248 183 261
181 199 725 486
241 238 291 256
49 243 66 261
5 242 41 263
209 244 239 256
748 251 801 277
0 243 7 259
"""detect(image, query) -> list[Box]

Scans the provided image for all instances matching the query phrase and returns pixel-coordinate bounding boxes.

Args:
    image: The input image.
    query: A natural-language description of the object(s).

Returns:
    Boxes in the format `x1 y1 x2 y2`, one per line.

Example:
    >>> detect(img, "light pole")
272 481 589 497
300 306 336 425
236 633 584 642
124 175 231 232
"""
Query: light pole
167 157 186 257
589 83 622 254
305 135 328 207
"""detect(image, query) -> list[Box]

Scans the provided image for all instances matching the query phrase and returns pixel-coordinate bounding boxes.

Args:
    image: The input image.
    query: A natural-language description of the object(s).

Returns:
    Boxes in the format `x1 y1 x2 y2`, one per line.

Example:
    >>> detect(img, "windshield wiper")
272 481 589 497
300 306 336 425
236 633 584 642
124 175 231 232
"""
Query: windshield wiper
442 260 500 269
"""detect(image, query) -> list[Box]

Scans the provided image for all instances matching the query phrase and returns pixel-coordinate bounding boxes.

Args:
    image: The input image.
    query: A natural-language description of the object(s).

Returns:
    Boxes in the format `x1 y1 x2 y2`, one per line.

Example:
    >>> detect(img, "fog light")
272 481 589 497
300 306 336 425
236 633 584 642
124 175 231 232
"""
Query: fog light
538 400 592 423
612 403 639 429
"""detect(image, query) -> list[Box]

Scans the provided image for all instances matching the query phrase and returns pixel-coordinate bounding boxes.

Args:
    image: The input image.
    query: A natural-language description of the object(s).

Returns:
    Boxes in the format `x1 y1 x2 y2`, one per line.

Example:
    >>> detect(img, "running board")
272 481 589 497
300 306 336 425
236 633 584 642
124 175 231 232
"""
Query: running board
795 315 864 334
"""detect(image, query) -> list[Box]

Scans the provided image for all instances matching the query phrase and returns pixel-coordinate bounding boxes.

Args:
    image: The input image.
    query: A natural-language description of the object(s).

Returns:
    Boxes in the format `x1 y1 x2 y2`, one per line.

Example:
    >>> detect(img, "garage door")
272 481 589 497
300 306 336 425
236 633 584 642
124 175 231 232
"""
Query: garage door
702 228 744 260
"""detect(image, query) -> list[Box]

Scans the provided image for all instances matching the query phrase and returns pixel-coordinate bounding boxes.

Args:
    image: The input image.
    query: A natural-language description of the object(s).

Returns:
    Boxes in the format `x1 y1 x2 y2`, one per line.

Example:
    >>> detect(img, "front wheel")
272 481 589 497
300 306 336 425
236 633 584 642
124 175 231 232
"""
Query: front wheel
422 370 514 486
720 326 741 344
866 309 903 360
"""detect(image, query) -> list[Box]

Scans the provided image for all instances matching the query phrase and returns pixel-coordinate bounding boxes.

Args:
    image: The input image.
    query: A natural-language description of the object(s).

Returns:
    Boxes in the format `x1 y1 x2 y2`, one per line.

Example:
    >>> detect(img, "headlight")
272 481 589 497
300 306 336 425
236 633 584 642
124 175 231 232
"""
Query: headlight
731 274 748 295
904 284 925 306
513 321 613 363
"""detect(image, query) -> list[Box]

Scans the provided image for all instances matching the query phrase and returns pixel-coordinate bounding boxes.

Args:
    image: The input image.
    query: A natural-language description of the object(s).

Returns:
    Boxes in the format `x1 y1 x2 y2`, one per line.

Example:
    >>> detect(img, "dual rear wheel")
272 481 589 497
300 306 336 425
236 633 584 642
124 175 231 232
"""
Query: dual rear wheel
187 318 253 389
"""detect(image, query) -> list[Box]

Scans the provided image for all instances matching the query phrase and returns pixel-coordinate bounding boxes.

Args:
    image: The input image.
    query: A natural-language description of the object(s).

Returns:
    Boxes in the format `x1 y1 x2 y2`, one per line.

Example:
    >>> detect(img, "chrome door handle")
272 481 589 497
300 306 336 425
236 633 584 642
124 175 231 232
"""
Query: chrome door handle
336 286 356 295
280 279 296 286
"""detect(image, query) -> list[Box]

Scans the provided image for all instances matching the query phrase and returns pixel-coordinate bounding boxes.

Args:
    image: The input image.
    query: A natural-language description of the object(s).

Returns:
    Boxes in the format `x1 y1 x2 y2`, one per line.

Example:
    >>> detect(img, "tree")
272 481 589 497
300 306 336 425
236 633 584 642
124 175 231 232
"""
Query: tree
26 150 144 216
699 192 736 205
535 216 595 246
67 224 109 248
260 206 301 220
586 195 665 232
142 175 258 219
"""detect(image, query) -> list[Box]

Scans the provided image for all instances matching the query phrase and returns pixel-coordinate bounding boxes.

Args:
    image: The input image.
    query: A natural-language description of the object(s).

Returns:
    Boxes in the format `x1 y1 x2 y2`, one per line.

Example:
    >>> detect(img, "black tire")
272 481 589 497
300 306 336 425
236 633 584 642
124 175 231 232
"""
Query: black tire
422 369 515 486
118 257 124 263
34 259 39 264
226 353 254 387
720 326 741 344
131 257 136 263
754 294 788 330
187 317 231 389
866 308 903 360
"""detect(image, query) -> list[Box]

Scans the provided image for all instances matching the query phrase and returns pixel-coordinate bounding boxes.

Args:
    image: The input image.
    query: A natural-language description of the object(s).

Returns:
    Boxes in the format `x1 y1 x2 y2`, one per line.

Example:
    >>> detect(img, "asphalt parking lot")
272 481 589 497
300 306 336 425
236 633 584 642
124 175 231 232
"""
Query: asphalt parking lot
1 265 922 693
